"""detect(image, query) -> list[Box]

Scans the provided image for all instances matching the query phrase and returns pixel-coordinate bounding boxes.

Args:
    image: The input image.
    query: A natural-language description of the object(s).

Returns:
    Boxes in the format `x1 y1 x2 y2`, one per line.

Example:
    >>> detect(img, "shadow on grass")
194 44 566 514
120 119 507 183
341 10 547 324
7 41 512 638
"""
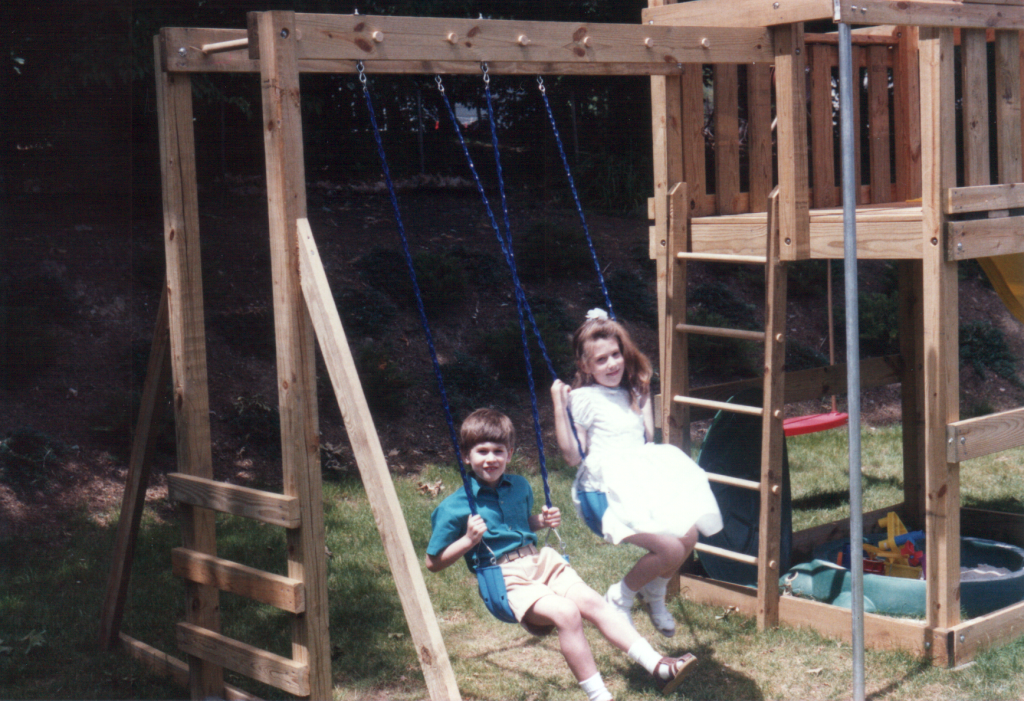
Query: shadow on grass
865 659 934 701
791 473 904 512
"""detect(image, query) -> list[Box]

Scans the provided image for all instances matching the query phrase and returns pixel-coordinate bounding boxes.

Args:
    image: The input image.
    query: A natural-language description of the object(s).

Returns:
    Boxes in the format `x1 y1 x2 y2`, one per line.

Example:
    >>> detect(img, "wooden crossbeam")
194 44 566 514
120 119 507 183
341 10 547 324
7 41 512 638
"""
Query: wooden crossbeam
176 623 309 696
694 542 759 566
705 472 761 491
161 17 774 74
945 183 1024 213
675 323 766 342
947 406 1024 461
946 215 1024 260
118 634 259 701
167 474 301 528
674 394 764 416
172 548 306 613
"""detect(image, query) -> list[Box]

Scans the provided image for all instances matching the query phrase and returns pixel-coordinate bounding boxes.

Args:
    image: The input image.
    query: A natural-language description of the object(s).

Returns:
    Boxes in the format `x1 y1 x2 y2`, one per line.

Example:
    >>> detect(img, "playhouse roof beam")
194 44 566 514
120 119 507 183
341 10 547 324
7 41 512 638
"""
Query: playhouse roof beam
160 15 774 74
644 0 1024 30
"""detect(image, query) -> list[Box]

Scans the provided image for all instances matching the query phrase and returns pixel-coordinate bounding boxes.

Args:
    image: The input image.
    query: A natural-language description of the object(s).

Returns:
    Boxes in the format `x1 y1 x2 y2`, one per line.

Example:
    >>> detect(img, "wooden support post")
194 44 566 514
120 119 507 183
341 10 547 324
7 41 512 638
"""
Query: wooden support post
773 23 811 260
758 189 785 630
681 63 710 216
256 11 332 699
919 27 961 636
898 259 925 529
98 284 170 649
649 0 682 405
809 43 838 209
868 44 893 203
296 219 463 700
663 184 690 452
995 30 1022 184
154 38 223 698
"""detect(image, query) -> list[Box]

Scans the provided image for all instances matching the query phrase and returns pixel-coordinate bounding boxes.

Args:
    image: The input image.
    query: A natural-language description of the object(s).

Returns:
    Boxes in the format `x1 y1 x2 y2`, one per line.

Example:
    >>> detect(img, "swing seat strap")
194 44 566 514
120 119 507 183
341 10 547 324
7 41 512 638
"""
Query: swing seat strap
475 561 517 623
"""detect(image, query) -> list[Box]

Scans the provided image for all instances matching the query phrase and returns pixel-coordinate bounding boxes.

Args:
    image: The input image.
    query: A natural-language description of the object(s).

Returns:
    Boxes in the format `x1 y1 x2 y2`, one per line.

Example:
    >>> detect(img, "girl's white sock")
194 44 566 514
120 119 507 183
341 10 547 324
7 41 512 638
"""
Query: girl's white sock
579 672 613 701
642 576 671 599
627 638 663 676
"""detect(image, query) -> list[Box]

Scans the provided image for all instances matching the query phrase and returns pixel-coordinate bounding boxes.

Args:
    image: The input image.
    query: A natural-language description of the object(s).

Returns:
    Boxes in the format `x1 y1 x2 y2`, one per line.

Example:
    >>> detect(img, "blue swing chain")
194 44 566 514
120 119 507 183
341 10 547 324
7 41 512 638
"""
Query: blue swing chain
357 63 477 517
537 76 615 320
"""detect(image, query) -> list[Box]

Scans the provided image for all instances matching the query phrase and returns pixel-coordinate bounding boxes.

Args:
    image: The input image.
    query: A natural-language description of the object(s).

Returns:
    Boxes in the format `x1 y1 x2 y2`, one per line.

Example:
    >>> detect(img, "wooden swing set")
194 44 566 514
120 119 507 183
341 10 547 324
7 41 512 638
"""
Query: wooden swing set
98 2 1024 699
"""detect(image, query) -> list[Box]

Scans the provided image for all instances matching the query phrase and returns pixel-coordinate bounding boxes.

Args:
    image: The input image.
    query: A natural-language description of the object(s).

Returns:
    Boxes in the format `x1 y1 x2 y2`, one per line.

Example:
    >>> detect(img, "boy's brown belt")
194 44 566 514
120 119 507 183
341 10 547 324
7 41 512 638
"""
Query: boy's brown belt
494 544 538 565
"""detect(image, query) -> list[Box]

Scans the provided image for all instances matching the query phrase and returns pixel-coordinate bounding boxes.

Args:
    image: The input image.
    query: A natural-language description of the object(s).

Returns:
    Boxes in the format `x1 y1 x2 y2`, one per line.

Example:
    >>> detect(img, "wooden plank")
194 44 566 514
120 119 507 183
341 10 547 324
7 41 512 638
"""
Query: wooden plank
714 64 741 214
995 30 1023 183
177 623 309 696
894 27 922 203
757 190 785 630
154 38 223 698
678 574 935 658
296 219 462 700
681 63 711 216
167 474 301 528
947 598 1024 666
962 29 992 188
172 548 306 613
947 215 1024 259
835 0 1024 30
808 30 900 45
852 45 865 205
809 44 838 209
690 215 924 259
644 0 834 27
920 26 961 632
774 24 811 260
867 44 893 203
99 285 170 650
285 14 776 65
747 62 774 212
663 183 690 451
947 406 1024 461
945 182 1024 212
256 13 333 700
120 634 260 700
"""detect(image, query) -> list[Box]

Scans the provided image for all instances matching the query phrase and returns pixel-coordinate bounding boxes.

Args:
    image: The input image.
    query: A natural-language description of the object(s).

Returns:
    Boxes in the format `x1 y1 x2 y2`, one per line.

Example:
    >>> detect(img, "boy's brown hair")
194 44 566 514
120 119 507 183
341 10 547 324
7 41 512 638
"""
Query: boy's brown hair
459 408 516 456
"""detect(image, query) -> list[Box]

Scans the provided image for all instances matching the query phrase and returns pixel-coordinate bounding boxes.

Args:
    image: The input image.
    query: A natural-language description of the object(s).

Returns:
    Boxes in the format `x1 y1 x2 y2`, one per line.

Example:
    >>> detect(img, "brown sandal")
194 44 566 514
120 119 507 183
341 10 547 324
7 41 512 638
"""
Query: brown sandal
654 652 697 694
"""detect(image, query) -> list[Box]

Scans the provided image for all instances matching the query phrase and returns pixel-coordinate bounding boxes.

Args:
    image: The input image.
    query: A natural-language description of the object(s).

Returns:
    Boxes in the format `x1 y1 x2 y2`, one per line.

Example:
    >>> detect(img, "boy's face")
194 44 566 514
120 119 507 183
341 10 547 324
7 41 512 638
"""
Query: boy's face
467 441 509 488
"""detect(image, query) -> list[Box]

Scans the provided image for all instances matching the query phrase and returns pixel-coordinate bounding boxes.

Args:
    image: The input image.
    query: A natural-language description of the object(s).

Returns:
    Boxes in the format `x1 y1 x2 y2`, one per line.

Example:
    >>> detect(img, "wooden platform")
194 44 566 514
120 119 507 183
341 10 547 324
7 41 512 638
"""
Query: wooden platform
691 203 925 260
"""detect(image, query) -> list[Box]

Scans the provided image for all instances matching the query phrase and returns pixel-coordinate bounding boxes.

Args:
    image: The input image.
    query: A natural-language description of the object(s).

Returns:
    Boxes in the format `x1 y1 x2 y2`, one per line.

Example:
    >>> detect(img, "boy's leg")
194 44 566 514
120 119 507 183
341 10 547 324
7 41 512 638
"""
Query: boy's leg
525 594 598 682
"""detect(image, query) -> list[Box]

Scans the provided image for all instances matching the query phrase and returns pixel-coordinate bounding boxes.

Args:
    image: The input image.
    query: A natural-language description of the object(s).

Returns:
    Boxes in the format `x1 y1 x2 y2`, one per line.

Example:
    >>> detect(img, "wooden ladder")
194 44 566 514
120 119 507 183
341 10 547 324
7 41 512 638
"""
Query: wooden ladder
661 184 787 629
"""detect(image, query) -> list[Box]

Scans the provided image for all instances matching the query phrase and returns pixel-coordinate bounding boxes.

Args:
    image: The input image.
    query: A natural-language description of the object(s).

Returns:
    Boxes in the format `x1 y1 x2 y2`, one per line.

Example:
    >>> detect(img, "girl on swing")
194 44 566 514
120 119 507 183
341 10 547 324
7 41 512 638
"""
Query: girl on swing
551 309 723 637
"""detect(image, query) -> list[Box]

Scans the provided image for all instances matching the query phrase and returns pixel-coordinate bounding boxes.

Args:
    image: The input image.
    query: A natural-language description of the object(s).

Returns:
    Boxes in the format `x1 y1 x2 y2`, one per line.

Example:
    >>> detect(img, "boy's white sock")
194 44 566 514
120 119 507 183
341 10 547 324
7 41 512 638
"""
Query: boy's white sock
627 638 664 676
579 672 613 701
611 579 637 604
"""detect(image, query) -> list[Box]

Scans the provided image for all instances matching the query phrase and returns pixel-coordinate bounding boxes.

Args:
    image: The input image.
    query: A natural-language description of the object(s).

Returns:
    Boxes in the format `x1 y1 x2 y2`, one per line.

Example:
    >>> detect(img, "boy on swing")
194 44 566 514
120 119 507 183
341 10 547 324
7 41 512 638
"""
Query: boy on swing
425 408 696 700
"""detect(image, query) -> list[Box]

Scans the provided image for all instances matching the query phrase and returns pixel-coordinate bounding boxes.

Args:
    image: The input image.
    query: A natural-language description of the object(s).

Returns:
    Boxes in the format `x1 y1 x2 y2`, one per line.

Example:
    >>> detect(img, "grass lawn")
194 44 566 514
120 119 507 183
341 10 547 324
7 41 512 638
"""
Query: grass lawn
3 425 1024 699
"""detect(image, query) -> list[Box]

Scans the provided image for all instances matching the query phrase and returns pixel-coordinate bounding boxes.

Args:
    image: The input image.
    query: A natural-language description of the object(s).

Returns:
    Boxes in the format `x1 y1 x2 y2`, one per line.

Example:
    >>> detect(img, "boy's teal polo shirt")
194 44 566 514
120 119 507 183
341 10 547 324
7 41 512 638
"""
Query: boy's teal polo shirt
427 472 538 573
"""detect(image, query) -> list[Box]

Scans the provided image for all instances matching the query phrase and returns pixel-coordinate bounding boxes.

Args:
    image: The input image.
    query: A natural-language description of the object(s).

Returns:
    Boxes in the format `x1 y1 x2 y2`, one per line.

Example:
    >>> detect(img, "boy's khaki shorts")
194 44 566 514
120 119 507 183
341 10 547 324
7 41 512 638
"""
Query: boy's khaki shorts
503 546 587 636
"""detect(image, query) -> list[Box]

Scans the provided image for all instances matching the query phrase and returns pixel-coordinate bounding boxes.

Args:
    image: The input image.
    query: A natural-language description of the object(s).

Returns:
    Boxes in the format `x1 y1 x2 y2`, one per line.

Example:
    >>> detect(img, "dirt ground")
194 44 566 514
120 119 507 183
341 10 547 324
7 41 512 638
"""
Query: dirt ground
4 181 1024 542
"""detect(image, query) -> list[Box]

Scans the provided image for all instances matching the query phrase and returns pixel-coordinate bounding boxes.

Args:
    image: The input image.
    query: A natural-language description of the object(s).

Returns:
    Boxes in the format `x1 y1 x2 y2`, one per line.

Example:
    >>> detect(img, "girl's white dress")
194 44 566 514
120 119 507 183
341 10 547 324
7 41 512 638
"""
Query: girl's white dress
570 384 723 544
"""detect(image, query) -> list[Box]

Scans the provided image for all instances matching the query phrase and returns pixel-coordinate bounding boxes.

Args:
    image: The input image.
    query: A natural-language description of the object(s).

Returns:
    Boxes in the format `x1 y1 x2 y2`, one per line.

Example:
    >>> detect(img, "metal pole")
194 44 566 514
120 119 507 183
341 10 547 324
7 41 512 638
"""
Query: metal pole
838 21 865 701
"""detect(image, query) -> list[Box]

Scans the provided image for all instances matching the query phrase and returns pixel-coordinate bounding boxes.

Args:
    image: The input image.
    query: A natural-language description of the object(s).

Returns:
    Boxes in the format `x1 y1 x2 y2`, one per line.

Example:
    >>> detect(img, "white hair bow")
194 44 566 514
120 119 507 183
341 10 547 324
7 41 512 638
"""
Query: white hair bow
585 308 609 321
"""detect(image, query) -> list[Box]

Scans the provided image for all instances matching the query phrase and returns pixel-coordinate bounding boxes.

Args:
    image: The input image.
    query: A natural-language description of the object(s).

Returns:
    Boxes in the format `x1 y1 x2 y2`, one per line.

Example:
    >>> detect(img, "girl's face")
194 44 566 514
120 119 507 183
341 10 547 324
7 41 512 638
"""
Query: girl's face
582 336 624 388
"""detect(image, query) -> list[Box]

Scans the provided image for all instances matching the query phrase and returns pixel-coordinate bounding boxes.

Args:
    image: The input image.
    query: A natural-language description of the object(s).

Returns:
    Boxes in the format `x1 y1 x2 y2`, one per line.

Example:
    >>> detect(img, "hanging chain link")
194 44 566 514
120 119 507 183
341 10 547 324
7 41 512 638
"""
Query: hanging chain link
356 61 367 87
480 61 490 85
536 76 546 95
435 74 445 95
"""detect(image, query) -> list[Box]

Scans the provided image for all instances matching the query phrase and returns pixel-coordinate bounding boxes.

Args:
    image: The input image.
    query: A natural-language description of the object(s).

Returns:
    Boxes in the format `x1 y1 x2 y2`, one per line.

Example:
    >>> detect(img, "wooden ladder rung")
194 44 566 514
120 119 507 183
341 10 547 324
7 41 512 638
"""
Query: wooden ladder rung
673 395 764 416
172 548 306 613
675 323 766 342
676 251 768 265
705 473 761 491
694 542 759 566
176 622 310 696
167 473 301 528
